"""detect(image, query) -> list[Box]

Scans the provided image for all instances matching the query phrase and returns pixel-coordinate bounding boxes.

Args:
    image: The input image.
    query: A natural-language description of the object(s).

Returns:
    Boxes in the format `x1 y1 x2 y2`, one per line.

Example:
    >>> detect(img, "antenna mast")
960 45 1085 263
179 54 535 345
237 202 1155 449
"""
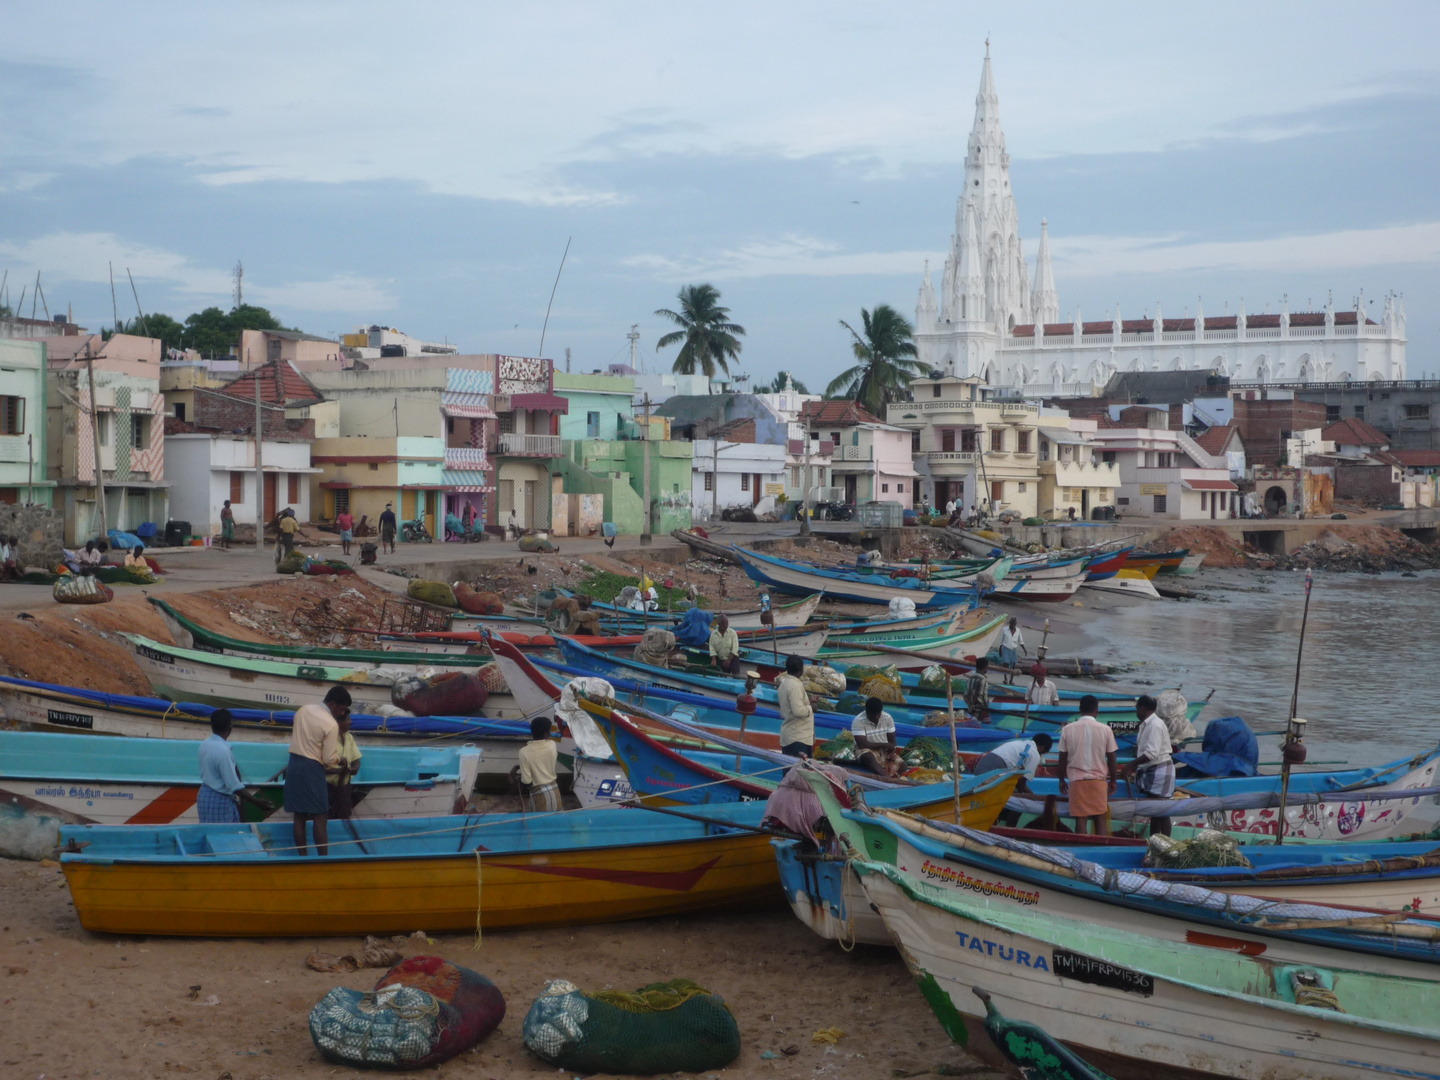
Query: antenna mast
233 260 244 310
627 323 641 373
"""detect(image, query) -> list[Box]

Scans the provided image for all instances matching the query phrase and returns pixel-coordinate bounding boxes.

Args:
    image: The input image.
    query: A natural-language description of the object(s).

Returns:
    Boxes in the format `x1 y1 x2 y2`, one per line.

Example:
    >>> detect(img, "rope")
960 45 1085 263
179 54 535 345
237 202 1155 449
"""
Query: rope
592 979 713 1013
472 850 482 951
1293 985 1344 1012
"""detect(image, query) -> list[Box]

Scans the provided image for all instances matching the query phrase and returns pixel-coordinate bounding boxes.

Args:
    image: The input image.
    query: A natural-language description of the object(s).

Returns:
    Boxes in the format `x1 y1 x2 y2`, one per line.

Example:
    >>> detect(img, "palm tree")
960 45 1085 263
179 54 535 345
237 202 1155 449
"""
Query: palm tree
757 370 809 394
655 284 745 378
827 304 923 414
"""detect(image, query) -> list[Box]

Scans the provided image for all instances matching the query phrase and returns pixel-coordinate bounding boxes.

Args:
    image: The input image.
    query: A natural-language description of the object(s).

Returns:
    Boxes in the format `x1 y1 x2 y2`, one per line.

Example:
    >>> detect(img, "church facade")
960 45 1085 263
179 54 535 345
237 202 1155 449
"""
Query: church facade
915 49 1408 394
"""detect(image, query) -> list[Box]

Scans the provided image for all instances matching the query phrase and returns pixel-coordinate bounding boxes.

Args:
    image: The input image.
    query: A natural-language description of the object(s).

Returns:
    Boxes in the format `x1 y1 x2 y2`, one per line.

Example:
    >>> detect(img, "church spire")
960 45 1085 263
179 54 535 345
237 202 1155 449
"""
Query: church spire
916 259 937 333
1030 219 1058 326
956 201 984 322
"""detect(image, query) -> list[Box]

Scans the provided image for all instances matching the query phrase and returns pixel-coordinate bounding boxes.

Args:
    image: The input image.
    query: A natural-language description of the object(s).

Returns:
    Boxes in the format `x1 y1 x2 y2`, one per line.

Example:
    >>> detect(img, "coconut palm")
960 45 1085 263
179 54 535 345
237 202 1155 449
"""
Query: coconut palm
827 304 923 413
655 284 745 378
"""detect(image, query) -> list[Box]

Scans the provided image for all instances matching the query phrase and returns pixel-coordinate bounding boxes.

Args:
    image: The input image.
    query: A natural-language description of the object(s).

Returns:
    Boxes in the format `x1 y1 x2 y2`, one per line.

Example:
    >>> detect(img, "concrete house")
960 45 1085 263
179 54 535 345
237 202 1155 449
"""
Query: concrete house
1090 407 1237 520
0 339 52 507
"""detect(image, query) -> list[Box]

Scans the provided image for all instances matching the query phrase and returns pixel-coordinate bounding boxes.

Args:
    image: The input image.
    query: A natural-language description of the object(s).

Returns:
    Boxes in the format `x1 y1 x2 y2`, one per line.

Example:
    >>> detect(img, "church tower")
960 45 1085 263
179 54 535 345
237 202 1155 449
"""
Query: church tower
1030 219 1059 326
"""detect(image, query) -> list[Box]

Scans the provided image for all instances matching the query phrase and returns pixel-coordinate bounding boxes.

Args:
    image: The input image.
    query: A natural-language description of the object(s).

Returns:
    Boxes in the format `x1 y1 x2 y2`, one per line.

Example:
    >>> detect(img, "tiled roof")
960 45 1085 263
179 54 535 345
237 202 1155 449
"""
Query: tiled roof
222 359 324 404
1322 417 1389 447
799 400 884 425
1194 422 1242 455
1388 449 1440 468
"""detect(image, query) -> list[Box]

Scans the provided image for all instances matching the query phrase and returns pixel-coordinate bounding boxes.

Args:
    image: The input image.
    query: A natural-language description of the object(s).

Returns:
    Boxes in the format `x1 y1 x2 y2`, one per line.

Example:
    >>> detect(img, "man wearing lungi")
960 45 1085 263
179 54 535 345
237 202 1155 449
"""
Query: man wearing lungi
1057 695 1118 836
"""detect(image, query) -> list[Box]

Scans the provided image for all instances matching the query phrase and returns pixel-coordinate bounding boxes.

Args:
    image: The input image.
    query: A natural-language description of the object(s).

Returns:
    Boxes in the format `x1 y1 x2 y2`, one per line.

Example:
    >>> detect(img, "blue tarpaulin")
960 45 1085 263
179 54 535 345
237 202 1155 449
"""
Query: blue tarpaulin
673 607 714 647
1175 715 1259 778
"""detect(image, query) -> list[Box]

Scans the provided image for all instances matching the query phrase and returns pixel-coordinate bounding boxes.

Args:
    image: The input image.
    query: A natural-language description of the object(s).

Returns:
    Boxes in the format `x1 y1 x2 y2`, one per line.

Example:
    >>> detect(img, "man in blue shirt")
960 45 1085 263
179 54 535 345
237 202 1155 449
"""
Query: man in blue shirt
197 710 267 822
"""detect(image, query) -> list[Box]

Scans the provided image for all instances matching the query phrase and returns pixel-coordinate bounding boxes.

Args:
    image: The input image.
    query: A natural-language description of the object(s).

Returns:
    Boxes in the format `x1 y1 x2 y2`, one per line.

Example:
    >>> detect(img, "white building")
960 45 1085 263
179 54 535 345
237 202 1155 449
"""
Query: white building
914 47 1408 395
691 435 787 521
341 324 458 360
165 434 319 534
1090 409 1237 520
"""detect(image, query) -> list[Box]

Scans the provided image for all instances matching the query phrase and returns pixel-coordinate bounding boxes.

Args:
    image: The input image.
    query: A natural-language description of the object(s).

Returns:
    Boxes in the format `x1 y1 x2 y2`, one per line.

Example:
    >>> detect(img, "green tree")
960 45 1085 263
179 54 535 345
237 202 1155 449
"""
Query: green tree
655 284 745 379
181 304 296 357
827 304 923 414
122 313 185 355
758 370 809 394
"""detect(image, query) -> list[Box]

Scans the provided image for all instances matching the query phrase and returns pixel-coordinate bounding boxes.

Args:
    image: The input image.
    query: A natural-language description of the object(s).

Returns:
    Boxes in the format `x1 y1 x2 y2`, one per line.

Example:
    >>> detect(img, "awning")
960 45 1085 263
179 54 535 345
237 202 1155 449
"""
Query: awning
880 463 921 477
510 392 569 414
319 481 351 489
441 392 497 420
1039 426 1086 445
441 469 492 492
1182 479 1238 491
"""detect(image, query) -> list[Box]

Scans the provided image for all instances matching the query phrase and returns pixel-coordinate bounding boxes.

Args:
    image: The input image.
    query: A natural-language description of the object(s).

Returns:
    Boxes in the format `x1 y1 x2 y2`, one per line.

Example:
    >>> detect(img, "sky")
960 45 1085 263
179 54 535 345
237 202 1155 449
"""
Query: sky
3 1 1440 385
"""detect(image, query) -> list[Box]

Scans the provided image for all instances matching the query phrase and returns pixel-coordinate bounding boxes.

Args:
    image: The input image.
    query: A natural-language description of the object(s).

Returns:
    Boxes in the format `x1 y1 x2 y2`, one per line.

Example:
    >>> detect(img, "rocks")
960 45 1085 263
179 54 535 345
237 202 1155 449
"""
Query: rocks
1275 526 1440 573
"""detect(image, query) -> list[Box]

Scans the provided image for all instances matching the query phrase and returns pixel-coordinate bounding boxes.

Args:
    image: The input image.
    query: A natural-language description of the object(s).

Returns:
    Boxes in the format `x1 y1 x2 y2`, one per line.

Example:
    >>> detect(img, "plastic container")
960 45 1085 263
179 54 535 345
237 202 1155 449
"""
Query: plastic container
856 501 905 529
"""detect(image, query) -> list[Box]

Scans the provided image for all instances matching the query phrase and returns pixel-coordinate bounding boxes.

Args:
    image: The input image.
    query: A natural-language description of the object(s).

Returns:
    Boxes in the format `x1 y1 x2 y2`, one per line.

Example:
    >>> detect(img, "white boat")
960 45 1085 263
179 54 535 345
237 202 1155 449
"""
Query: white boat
988 568 1087 603
1080 568 1161 600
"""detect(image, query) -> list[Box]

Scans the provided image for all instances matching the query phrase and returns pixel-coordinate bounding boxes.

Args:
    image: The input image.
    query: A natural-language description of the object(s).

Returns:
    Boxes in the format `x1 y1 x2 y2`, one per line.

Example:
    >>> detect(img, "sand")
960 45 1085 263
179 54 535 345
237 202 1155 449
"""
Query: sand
0 858 1004 1080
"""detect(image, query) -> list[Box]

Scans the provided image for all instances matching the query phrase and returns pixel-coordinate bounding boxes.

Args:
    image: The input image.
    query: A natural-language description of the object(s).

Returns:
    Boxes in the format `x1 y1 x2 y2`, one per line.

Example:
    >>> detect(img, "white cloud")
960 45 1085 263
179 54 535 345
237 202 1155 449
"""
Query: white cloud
623 235 941 280
248 276 396 313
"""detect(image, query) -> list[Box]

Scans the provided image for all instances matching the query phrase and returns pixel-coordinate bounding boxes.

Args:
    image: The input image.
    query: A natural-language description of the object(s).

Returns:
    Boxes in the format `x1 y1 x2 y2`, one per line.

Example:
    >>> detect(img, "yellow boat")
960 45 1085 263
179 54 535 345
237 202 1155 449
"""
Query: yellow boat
61 773 1014 938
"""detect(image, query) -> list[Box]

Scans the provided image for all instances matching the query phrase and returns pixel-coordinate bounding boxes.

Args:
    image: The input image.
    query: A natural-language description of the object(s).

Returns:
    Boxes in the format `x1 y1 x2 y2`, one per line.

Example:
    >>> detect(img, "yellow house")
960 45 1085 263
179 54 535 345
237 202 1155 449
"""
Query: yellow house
1035 418 1122 520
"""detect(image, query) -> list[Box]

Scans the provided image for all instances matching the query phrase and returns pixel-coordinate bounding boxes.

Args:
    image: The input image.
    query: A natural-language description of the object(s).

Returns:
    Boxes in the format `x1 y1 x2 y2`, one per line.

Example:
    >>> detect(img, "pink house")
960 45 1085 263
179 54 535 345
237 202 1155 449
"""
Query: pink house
800 401 916 507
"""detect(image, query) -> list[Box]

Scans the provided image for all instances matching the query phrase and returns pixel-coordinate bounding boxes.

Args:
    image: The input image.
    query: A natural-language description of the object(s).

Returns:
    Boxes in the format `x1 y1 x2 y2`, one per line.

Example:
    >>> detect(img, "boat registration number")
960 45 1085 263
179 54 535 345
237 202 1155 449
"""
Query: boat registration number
1106 720 1141 735
47 708 94 730
1052 949 1153 996
136 645 172 664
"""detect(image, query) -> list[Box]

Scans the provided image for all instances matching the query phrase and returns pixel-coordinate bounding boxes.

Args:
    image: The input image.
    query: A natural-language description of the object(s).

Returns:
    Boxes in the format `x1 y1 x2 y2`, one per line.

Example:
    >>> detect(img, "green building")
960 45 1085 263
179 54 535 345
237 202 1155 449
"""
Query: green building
0 339 51 507
554 372 635 442
556 437 693 535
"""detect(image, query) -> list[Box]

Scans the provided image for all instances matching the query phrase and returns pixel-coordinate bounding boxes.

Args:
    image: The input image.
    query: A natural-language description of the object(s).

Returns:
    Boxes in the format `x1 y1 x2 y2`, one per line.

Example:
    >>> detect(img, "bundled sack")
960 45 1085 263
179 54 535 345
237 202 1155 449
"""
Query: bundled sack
888 596 917 619
275 551 307 575
53 575 113 605
304 559 355 576
632 628 676 668
1143 829 1253 871
394 671 489 717
310 956 506 1070
917 664 950 692
408 579 458 608
557 677 617 759
523 978 739 1076
843 663 901 685
1156 688 1196 746
800 663 846 697
813 729 856 763
94 564 157 585
518 532 558 553
857 674 905 705
454 583 505 615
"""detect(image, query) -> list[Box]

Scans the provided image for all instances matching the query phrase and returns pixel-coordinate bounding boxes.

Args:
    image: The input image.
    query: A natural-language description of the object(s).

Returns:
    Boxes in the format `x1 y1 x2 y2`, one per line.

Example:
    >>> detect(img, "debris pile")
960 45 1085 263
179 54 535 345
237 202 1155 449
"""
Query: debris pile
1276 527 1440 572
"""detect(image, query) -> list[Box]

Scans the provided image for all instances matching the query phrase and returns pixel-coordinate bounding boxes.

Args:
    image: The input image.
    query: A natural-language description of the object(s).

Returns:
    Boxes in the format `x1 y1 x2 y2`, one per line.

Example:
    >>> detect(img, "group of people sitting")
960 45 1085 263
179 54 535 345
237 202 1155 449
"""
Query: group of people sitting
0 535 25 581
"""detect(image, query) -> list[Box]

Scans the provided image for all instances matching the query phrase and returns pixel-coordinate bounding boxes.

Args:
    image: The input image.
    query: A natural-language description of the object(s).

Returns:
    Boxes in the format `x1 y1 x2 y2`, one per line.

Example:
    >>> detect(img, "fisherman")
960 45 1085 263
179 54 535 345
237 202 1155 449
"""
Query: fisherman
1026 662 1060 707
775 654 815 759
1057 694 1118 836
196 709 269 823
219 499 235 550
963 657 991 722
285 686 350 856
1120 693 1175 836
336 506 354 556
326 704 363 820
123 543 147 570
379 503 398 554
517 715 561 812
708 613 742 675
77 540 103 575
997 617 1026 669
971 732 1053 794
851 696 898 776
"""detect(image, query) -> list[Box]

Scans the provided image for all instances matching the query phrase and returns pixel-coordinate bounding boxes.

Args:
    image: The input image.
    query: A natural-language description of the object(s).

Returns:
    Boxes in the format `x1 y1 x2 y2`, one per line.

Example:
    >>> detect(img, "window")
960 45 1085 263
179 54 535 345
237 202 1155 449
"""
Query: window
1405 403 1430 421
498 411 516 434
333 489 350 514
1102 451 1117 464
97 413 110 447
368 462 379 471
287 474 300 503
1353 406 1365 420
446 416 454 434
830 431 840 444
790 466 799 486
131 413 150 451
741 473 750 491
704 472 713 491
1326 404 1341 423
1118 496 1130 506
932 384 942 398
881 483 889 493
1039 438 1049 461
1018 482 1026 492
941 429 955 452
586 411 600 438
897 483 905 493
1155 452 1172 468
911 430 921 452
1153 494 1167 513
229 472 244 503
961 430 978 453
990 429 1004 452
1017 430 1030 453
1200 491 1207 511
173 402 185 423
0 395 23 435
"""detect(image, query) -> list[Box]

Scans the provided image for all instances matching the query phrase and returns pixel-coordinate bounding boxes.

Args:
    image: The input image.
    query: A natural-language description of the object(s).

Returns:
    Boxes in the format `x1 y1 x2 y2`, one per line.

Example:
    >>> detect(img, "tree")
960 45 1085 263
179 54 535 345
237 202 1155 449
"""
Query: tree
827 304 923 414
122 313 185 356
655 284 745 379
757 370 809 394
181 304 297 358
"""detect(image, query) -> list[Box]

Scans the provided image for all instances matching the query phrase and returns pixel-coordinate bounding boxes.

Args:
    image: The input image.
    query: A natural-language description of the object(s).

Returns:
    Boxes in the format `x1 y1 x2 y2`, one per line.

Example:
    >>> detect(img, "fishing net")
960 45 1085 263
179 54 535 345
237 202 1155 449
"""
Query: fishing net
917 665 950 692
901 736 955 771
274 552 307 575
408 579 458 608
474 663 509 695
814 730 857 763
1143 829 1253 870
310 957 506 1069
844 664 901 685
857 674 906 705
522 978 739 1075
801 665 846 696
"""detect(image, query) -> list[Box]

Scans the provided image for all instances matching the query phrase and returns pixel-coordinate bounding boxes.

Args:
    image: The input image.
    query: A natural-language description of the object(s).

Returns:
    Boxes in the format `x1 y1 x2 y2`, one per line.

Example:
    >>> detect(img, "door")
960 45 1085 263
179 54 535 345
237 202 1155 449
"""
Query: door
523 479 537 529
934 481 949 508
941 429 955 453
263 473 277 522
425 491 437 535
752 474 762 507
990 480 1004 507
844 474 857 504
1081 488 1090 518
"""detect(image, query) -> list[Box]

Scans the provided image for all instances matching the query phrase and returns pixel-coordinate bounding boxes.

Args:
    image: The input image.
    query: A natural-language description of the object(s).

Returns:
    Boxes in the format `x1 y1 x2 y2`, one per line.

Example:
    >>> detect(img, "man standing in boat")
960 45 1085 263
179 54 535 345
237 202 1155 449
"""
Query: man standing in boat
1057 695 1118 836
285 686 350 855
1120 694 1175 836
708 614 742 675
197 709 270 823
776 654 814 759
1026 663 1060 707
963 657 992 722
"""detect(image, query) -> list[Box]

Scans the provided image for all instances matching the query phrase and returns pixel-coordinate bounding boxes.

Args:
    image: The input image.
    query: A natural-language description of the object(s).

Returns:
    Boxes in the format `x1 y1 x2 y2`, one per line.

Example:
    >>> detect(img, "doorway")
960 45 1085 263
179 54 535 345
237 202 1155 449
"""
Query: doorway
843 474 857 504
1264 485 1288 516
263 473 277 522
751 474 762 507
1081 488 1090 518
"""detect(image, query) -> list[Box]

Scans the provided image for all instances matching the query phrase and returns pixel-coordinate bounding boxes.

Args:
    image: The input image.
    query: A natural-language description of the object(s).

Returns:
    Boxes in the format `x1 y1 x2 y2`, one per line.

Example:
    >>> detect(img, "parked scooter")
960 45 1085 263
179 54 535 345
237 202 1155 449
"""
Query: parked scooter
400 517 433 543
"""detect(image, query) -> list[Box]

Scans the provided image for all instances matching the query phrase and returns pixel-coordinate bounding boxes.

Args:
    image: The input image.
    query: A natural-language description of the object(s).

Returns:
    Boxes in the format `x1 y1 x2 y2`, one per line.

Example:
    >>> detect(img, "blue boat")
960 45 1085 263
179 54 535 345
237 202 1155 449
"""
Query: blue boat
734 546 986 607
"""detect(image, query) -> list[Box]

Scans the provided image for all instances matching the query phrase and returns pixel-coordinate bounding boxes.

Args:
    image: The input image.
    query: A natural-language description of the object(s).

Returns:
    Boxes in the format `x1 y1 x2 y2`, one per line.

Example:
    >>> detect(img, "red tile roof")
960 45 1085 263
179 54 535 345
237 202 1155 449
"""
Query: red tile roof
1388 449 1440 468
799 400 884 426
1011 310 1377 338
222 359 324 405
1322 417 1389 447
1194 422 1242 456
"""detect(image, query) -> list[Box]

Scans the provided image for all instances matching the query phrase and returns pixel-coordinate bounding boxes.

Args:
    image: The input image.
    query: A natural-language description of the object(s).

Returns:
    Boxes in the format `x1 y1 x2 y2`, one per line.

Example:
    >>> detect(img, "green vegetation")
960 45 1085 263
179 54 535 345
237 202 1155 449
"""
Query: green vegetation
655 284 745 378
573 569 707 610
828 303 923 414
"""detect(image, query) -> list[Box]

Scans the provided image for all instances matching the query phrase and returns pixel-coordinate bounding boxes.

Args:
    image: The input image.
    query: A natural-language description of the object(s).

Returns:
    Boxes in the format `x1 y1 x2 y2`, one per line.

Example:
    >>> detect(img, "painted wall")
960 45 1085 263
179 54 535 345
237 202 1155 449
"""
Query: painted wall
166 434 314 531
554 373 635 441
690 438 785 521
0 339 51 505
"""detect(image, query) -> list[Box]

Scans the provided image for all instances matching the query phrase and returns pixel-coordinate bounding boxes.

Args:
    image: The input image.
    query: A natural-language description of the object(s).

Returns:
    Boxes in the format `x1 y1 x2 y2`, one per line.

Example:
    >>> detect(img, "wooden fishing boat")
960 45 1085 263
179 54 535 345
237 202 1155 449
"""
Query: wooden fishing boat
824 607 968 640
986 567 1087 603
541 589 827 630
1124 548 1189 573
1080 568 1161 600
122 633 532 719
0 731 481 858
61 801 796 938
1080 546 1133 581
1174 552 1208 575
735 547 981 607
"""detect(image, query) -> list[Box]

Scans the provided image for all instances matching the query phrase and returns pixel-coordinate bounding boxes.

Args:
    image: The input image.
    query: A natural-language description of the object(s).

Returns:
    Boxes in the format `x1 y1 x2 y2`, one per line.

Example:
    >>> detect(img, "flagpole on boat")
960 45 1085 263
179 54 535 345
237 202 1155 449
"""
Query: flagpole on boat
1276 569 1314 845
946 672 961 819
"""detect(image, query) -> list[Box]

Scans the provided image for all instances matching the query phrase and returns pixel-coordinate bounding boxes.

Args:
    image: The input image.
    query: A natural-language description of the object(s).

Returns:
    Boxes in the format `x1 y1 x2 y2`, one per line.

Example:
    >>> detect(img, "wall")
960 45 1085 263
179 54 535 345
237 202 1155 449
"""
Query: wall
1232 397 1328 466
0 503 63 568
554 373 635 440
690 438 785 520
307 367 449 438
1335 461 1401 505
0 339 50 505
1296 384 1440 452
167 434 315 530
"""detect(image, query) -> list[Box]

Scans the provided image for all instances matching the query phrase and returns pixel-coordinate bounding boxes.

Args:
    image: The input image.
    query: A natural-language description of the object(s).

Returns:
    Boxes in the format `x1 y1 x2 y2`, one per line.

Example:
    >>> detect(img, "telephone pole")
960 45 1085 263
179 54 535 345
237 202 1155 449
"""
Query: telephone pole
254 375 265 556
799 416 812 537
85 345 108 541
641 394 652 545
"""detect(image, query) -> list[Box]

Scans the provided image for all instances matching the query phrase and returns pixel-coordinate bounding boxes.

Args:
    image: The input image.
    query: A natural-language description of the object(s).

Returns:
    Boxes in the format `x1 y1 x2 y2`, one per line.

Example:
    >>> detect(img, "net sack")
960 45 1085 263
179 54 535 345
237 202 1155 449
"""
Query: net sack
274 552 307 575
310 957 505 1069
814 729 857 763
800 664 846 696
522 978 739 1075
857 674 905 705
1143 829 1253 870
901 736 955 771
53 576 113 605
407 579 458 608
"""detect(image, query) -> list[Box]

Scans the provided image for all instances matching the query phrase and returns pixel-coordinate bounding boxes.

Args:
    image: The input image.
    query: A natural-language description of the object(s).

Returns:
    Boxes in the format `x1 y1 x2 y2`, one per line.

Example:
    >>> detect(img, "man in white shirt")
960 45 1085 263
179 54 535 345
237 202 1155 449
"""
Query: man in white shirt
1057 695 1118 836
1026 663 1060 707
997 617 1026 669
850 696 898 775
775 654 815 758
970 733 1053 794
1120 694 1175 836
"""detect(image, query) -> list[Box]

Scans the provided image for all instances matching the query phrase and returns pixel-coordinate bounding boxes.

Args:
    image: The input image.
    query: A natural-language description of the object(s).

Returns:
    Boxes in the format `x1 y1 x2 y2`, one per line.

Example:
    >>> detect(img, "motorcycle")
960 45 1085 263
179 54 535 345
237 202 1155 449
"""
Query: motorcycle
817 500 854 521
400 517 433 543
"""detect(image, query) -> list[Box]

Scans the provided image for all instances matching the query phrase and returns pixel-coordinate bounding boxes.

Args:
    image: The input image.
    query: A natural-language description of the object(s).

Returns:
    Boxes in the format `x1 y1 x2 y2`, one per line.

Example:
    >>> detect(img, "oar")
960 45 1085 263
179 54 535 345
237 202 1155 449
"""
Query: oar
1276 569 1314 846
946 672 961 820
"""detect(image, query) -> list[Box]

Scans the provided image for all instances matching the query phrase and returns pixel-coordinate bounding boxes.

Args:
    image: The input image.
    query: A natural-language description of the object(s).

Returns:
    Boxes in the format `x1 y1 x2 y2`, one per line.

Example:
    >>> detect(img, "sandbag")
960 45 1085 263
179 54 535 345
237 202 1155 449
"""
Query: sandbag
397 672 489 716
800 664 845 696
53 576 113 605
310 956 506 1069
455 584 504 615
408 579 458 608
522 978 739 1076
887 596 917 619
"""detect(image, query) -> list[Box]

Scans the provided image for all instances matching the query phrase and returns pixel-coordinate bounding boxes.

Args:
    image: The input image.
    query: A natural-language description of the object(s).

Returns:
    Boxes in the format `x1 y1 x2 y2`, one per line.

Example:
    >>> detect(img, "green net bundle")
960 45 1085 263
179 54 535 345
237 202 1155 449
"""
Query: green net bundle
275 551 307 575
917 664 950 691
814 730 857 763
1144 829 1253 870
522 978 739 1075
844 663 901 685
901 736 955 771
407 579 457 607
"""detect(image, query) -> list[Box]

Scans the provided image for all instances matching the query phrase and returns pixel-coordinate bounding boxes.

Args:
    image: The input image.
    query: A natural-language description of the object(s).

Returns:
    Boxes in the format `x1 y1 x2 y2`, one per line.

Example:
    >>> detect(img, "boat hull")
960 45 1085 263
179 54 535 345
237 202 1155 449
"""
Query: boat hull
736 548 973 607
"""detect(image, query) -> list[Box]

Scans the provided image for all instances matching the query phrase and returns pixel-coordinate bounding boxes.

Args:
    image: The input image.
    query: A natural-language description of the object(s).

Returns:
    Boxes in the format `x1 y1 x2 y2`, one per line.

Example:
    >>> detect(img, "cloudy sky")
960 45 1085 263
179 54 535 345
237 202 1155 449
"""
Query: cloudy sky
4 1 1439 384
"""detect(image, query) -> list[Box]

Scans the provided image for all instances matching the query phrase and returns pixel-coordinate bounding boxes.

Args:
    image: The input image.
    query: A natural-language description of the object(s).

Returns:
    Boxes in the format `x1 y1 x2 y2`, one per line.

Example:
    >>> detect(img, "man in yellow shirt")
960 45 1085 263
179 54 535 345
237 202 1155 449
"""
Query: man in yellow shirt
517 715 560 812
707 614 741 675
277 509 299 561
326 707 363 819
774 654 815 758
285 686 349 855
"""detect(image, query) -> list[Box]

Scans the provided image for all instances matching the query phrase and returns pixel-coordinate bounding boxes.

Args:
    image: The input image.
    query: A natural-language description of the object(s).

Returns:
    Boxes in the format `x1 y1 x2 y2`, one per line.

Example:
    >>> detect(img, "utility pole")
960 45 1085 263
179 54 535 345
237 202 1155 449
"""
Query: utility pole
712 434 720 522
641 394 652 545
799 414 812 537
85 346 108 541
254 375 265 556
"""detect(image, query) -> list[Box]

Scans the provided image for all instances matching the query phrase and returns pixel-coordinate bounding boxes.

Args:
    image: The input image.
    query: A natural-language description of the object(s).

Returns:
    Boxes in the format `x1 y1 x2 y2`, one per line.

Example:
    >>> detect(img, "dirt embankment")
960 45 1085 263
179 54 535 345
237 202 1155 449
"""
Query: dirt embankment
1147 527 1252 569
1277 526 1440 572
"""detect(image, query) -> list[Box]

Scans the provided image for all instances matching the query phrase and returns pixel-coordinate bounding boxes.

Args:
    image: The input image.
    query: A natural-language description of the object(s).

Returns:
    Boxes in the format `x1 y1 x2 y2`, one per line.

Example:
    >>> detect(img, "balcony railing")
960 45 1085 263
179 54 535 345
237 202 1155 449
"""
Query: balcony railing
927 451 978 465
834 445 872 461
445 446 488 470
497 433 561 457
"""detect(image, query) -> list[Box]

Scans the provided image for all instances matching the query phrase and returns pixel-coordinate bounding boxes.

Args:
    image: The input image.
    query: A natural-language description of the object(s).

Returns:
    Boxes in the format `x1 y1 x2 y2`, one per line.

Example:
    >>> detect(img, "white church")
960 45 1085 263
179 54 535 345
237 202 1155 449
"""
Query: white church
916 47 1408 394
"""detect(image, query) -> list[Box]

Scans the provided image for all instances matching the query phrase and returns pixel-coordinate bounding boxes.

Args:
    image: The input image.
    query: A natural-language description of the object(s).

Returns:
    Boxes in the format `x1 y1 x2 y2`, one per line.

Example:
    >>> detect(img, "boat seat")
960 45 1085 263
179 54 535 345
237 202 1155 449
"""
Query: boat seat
202 832 269 857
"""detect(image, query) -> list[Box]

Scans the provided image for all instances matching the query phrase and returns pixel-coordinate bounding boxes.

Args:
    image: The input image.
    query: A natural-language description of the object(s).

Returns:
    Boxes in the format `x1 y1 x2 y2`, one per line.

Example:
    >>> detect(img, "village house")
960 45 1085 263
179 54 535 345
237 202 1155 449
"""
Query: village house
805 400 915 510
1088 405 1238 520
0 339 52 507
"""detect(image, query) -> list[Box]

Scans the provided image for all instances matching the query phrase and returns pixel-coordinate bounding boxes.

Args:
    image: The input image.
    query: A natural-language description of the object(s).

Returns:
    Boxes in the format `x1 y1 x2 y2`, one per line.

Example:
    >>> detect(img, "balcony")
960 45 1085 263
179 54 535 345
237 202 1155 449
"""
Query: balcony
445 446 488 470
834 445 872 461
1042 459 1119 484
927 451 978 465
497 433 561 457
